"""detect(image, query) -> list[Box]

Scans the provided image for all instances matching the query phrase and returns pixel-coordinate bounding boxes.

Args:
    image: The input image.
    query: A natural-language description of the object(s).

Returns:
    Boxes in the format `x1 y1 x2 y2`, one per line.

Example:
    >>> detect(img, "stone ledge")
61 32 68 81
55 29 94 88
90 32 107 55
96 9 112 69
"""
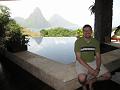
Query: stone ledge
101 49 120 72
3 49 120 90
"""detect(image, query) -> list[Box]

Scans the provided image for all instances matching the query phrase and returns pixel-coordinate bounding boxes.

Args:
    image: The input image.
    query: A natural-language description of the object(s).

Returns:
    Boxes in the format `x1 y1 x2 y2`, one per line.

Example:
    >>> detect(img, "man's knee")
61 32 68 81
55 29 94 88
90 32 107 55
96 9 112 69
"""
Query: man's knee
100 72 111 80
104 72 111 80
78 74 87 84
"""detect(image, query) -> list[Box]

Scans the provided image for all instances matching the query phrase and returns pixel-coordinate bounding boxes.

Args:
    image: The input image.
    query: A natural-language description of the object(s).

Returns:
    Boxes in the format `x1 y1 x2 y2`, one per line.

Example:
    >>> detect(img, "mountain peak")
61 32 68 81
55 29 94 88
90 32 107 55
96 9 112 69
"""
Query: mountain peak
49 14 76 27
26 7 50 29
33 7 42 14
50 14 68 22
14 8 79 30
29 7 43 17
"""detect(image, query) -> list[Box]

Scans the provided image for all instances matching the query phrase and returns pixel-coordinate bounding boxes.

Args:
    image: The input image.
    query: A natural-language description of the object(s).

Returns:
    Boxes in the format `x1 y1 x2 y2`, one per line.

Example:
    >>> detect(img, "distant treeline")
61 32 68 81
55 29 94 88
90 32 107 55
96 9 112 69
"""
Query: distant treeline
40 27 83 37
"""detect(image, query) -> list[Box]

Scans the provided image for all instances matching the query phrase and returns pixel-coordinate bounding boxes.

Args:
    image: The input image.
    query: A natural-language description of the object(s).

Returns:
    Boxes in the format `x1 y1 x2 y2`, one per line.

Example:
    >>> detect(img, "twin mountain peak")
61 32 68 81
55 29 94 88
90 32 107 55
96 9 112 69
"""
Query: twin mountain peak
14 7 79 30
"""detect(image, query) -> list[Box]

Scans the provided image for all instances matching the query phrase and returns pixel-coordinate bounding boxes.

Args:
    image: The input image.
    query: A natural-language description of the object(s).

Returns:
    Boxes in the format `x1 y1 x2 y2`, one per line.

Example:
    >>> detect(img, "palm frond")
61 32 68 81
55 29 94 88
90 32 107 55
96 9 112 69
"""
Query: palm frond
89 2 95 15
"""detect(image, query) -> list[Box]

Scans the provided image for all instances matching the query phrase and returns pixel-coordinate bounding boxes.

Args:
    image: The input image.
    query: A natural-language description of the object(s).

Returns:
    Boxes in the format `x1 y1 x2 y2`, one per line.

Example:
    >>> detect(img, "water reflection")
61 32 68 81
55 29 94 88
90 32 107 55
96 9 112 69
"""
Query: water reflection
33 37 43 44
28 37 77 64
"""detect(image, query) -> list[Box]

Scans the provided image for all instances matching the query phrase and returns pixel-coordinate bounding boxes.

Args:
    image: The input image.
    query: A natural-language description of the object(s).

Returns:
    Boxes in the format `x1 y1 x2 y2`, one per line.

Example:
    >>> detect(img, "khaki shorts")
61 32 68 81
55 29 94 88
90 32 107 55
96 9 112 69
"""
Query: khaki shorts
75 60 109 77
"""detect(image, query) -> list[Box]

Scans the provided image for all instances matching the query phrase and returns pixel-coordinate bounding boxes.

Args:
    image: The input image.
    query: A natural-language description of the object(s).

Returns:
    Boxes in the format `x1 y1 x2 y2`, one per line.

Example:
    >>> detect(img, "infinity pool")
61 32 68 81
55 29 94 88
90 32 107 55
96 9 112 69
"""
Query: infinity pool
28 37 118 64
28 37 76 64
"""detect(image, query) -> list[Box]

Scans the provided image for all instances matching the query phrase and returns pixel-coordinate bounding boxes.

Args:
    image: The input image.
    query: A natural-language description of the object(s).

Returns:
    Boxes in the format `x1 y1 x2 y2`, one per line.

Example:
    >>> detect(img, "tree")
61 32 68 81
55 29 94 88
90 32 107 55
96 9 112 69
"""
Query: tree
89 0 113 43
89 2 95 15
40 27 78 37
76 29 83 37
0 5 10 37
40 29 48 36
0 5 29 52
114 25 120 36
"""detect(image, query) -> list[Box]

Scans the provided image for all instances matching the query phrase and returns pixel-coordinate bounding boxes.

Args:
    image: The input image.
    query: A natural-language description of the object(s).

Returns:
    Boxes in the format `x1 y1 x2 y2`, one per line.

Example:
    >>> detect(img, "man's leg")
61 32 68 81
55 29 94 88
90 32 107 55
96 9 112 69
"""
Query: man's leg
86 66 111 90
86 74 97 90
88 77 97 90
97 63 111 81
78 74 87 90
97 72 111 81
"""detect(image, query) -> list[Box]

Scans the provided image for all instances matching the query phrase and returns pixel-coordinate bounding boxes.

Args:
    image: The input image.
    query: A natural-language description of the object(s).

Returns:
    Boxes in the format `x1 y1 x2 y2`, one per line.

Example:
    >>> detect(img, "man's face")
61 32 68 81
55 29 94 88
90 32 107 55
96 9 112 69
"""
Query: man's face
83 27 92 38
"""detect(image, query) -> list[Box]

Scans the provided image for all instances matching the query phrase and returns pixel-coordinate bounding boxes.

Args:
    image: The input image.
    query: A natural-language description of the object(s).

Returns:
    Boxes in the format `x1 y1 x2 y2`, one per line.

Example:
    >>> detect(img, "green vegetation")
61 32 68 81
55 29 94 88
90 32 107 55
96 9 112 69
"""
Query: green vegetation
0 5 10 37
40 27 83 37
0 5 83 38
112 25 120 38
0 5 29 52
115 25 120 36
5 19 29 46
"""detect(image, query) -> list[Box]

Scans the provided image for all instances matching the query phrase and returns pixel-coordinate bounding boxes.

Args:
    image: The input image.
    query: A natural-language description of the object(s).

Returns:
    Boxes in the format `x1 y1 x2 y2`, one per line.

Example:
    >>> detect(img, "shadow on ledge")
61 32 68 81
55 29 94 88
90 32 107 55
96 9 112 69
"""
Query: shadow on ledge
100 43 119 54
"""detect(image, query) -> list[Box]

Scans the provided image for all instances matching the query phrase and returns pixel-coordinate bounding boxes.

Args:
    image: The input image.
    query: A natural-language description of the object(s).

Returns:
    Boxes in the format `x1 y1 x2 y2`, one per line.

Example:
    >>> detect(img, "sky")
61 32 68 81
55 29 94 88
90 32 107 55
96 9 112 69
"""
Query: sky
112 0 120 27
0 0 120 28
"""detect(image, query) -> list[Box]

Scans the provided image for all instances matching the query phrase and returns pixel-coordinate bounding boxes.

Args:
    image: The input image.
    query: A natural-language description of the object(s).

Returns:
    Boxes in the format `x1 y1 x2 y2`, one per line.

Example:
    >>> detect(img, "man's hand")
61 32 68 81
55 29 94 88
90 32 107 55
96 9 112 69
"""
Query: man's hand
88 69 99 77
95 67 100 75
95 68 100 76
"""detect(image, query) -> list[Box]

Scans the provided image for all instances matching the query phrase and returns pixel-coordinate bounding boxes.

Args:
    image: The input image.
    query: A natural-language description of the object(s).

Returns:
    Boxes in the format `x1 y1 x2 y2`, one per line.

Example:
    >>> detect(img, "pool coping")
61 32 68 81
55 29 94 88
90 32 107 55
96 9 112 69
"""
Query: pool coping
2 49 120 90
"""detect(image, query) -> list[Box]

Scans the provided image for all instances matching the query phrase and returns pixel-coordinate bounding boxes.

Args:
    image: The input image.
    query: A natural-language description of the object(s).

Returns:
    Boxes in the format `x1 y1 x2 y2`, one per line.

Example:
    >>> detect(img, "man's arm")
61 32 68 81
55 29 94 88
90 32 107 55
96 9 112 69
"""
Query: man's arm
95 52 101 72
75 52 97 76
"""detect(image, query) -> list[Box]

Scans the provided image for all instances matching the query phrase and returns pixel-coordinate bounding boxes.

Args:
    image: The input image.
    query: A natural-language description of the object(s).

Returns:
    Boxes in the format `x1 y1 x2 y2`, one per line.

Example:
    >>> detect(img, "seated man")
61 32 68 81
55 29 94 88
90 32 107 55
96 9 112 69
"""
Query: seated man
74 24 111 90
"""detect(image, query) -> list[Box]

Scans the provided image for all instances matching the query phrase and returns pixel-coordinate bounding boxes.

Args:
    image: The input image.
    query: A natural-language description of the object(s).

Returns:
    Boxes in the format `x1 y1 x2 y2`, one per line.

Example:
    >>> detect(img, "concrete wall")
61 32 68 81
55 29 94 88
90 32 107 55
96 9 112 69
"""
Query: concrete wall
2 49 120 90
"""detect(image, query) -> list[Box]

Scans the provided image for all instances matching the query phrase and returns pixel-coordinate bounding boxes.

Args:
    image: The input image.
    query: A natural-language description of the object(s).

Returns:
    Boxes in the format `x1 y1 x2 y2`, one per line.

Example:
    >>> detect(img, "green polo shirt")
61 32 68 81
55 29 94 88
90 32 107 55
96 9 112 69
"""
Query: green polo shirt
74 37 100 62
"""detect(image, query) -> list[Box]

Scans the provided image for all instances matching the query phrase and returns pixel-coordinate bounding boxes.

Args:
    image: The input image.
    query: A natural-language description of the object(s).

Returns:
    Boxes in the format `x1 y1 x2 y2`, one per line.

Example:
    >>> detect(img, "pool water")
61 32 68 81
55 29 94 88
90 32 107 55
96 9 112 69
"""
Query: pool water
28 37 118 64
28 37 76 64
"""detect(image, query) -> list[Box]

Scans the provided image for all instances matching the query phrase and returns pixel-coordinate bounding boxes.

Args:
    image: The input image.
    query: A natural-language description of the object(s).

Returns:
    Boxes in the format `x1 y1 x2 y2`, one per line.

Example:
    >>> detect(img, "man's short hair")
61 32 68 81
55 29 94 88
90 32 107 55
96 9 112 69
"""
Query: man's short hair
83 24 92 31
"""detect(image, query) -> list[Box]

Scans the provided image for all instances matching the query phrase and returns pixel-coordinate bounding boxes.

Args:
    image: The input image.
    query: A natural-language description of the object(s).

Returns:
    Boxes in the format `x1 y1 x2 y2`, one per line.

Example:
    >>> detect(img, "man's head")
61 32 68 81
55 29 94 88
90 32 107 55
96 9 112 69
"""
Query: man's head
82 24 92 39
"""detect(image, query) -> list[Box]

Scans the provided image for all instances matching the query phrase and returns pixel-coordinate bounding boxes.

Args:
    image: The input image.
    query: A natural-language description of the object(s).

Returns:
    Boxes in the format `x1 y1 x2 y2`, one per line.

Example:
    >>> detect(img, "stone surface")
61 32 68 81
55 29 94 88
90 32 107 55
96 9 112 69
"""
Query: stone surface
3 49 120 90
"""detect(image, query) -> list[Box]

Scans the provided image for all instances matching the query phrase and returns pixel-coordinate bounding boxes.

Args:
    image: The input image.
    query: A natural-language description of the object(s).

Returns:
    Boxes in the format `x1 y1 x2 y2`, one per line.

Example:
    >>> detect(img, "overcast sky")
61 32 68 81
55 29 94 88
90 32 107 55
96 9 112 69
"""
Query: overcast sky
0 0 119 27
